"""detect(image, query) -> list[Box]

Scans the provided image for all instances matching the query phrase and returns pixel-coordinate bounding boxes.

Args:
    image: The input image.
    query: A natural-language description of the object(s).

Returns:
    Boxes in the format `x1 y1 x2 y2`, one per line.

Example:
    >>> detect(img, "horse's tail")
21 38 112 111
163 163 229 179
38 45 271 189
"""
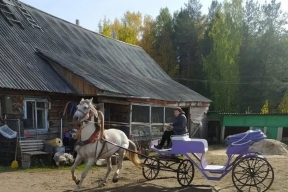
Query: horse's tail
125 140 143 169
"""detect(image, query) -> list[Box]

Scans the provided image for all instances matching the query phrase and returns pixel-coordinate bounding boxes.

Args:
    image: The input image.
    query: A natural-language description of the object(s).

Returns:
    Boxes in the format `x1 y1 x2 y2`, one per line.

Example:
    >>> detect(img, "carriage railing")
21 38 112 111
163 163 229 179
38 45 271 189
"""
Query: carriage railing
226 129 266 145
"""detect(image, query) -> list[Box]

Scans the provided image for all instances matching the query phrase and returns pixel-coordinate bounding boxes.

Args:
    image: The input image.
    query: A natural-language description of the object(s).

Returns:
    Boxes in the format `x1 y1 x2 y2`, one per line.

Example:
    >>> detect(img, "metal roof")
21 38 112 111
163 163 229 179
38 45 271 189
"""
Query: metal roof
0 1 211 102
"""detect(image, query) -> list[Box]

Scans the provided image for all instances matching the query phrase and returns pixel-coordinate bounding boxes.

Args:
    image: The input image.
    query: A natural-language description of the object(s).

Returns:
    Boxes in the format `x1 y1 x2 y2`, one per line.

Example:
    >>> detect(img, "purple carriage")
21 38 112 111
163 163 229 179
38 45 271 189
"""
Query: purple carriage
142 130 274 192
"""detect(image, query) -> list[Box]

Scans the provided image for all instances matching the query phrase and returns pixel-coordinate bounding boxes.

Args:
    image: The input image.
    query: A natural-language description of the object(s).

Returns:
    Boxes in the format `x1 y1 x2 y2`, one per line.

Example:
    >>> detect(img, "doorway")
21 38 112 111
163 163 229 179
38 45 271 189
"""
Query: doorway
208 120 221 143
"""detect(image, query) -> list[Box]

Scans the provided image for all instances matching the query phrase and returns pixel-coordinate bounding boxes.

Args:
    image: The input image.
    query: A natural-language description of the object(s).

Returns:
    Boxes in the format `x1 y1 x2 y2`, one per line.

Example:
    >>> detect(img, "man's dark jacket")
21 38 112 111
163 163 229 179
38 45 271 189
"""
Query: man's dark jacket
172 112 188 135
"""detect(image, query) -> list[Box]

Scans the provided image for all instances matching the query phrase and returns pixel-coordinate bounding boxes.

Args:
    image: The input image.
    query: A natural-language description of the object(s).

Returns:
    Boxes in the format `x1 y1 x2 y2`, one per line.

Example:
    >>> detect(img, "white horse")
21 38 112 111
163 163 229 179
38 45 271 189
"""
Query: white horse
71 98 142 191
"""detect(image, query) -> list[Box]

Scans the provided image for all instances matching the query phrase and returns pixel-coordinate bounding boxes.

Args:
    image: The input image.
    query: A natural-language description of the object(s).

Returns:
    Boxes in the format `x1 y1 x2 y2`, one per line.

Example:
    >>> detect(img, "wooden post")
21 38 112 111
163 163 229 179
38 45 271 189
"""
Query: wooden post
221 126 225 142
129 104 132 138
264 127 267 135
277 127 283 141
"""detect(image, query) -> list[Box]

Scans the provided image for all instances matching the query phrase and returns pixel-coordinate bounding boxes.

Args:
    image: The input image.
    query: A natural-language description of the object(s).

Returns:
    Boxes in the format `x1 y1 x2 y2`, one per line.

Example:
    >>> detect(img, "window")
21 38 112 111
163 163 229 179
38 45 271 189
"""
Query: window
131 105 178 139
165 107 175 123
23 98 49 131
131 105 149 123
151 107 164 123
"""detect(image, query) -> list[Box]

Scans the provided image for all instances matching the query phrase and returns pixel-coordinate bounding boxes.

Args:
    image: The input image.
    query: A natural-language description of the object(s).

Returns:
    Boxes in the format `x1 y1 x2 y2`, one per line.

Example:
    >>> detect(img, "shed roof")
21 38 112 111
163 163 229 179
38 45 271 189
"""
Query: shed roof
0 1 211 102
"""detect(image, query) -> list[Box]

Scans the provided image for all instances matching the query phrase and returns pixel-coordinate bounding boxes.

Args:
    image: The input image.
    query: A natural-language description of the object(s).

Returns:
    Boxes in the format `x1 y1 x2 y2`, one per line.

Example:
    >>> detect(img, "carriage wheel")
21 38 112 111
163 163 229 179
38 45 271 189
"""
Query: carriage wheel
142 157 160 180
177 159 194 186
232 156 274 192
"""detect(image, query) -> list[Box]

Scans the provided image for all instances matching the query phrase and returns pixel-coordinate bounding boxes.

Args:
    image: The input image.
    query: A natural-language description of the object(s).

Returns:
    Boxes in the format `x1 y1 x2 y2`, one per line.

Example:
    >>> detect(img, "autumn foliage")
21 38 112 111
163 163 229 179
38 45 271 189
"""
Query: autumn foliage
98 0 288 113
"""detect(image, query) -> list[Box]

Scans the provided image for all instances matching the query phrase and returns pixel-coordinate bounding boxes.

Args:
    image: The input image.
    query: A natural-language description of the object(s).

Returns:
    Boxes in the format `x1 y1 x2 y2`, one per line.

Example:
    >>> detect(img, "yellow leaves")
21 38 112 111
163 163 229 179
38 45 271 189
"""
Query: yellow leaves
118 27 138 44
98 16 113 38
261 100 269 114
278 93 288 113
122 11 142 32
139 15 156 56
98 11 143 46
98 8 177 78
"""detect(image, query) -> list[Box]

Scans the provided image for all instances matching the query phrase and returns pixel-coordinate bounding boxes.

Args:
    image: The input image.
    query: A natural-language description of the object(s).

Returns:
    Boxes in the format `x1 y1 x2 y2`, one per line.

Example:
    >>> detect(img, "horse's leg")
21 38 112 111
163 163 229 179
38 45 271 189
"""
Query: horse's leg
71 154 83 185
74 158 94 191
112 149 125 183
99 157 112 187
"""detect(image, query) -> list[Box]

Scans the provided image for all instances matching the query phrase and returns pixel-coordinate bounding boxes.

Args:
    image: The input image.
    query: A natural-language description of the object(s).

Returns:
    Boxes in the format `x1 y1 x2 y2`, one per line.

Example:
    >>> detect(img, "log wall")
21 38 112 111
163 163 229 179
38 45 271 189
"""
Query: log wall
0 88 80 140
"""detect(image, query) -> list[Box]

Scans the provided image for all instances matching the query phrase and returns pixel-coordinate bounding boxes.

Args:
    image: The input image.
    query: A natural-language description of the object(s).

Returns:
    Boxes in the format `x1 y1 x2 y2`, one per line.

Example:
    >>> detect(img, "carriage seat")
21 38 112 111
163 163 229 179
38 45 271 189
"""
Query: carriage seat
170 133 189 139
171 136 208 153
163 133 189 149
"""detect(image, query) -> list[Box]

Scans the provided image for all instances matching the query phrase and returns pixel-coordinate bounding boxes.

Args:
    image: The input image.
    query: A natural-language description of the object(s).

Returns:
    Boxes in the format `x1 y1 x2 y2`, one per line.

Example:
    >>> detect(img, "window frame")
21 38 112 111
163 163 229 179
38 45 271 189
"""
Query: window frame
130 103 177 138
23 98 49 133
131 104 150 124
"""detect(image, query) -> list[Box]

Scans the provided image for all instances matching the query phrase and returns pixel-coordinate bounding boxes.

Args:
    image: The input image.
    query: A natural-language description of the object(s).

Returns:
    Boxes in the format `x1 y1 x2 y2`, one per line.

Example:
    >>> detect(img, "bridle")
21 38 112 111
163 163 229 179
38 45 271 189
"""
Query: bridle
74 105 99 130
73 104 103 146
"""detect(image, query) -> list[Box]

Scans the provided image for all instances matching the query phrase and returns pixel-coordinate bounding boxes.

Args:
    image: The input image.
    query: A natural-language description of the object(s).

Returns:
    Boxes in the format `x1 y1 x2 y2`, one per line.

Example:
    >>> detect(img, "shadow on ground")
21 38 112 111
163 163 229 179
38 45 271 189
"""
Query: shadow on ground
63 177 235 192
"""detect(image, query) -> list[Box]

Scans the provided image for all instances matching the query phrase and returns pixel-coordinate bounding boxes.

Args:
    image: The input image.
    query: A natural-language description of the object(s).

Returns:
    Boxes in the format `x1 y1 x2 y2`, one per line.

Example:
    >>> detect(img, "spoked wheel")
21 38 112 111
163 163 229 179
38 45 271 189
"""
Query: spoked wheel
177 159 194 186
232 155 274 192
142 157 160 180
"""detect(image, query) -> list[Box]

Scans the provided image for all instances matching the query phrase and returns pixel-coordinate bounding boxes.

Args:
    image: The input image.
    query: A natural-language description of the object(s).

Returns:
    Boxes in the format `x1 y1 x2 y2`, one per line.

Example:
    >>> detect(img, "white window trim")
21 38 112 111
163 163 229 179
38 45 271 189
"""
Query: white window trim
23 98 49 133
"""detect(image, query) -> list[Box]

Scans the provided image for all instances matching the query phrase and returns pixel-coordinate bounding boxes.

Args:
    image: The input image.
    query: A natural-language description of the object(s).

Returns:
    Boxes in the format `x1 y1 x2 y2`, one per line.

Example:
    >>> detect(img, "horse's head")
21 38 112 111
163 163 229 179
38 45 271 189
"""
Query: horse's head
73 98 98 124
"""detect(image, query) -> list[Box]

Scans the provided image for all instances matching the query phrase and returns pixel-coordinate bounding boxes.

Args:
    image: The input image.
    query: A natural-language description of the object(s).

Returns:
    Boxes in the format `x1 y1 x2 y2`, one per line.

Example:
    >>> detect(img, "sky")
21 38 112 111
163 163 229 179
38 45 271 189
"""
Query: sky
20 0 288 32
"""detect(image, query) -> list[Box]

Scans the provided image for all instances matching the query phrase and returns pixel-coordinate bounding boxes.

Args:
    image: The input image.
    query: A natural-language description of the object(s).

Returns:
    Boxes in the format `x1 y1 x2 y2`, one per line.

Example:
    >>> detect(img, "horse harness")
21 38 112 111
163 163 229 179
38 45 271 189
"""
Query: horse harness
75 129 101 147
74 106 106 150
75 107 106 157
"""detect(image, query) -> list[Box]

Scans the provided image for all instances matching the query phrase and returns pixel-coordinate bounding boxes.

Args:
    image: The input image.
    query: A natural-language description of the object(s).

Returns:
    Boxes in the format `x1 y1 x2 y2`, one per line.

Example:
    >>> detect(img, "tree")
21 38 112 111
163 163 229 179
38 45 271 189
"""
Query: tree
173 0 206 92
153 8 178 77
98 11 143 45
261 100 269 114
238 0 288 112
98 16 113 38
202 0 243 112
257 0 288 110
139 15 156 56
238 0 263 112
118 11 142 44
278 93 288 113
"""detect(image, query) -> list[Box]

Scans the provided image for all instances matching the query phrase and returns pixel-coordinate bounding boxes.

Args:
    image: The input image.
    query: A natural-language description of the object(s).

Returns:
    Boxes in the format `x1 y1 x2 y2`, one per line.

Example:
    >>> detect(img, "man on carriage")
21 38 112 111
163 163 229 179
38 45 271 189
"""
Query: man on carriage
154 107 188 149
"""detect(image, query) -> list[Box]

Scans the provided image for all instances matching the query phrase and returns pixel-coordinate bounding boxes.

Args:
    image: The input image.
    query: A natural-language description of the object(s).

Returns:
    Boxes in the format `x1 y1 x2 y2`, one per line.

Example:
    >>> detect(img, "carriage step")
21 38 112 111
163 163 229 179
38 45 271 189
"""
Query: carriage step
209 170 224 174
203 165 226 172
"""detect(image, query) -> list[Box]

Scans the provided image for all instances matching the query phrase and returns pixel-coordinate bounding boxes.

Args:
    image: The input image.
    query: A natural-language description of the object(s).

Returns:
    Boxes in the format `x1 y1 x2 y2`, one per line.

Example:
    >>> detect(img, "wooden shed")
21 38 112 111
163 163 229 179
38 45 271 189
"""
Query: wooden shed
0 0 211 154
207 112 288 143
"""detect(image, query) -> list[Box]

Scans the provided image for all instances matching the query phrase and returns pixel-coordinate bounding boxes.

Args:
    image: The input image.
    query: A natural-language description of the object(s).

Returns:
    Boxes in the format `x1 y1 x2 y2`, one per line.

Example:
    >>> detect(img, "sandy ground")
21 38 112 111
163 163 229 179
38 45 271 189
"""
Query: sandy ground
0 147 287 192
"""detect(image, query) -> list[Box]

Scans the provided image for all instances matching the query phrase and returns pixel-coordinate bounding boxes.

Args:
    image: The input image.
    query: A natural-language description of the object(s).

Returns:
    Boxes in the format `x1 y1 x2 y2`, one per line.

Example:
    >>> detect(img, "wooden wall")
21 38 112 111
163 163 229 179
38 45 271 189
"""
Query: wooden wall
0 88 80 140
48 61 100 96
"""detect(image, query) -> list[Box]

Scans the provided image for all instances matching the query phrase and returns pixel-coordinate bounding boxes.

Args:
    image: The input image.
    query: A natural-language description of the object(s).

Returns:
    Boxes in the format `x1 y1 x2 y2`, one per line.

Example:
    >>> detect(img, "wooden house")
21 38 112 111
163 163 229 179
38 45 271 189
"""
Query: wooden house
0 0 211 146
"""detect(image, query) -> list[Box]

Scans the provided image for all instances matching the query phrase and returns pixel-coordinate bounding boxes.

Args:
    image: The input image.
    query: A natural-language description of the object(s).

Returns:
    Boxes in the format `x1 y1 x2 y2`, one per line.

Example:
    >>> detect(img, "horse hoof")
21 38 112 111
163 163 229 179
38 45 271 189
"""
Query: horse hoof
98 181 106 187
112 178 119 183
98 183 106 187
75 179 80 185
